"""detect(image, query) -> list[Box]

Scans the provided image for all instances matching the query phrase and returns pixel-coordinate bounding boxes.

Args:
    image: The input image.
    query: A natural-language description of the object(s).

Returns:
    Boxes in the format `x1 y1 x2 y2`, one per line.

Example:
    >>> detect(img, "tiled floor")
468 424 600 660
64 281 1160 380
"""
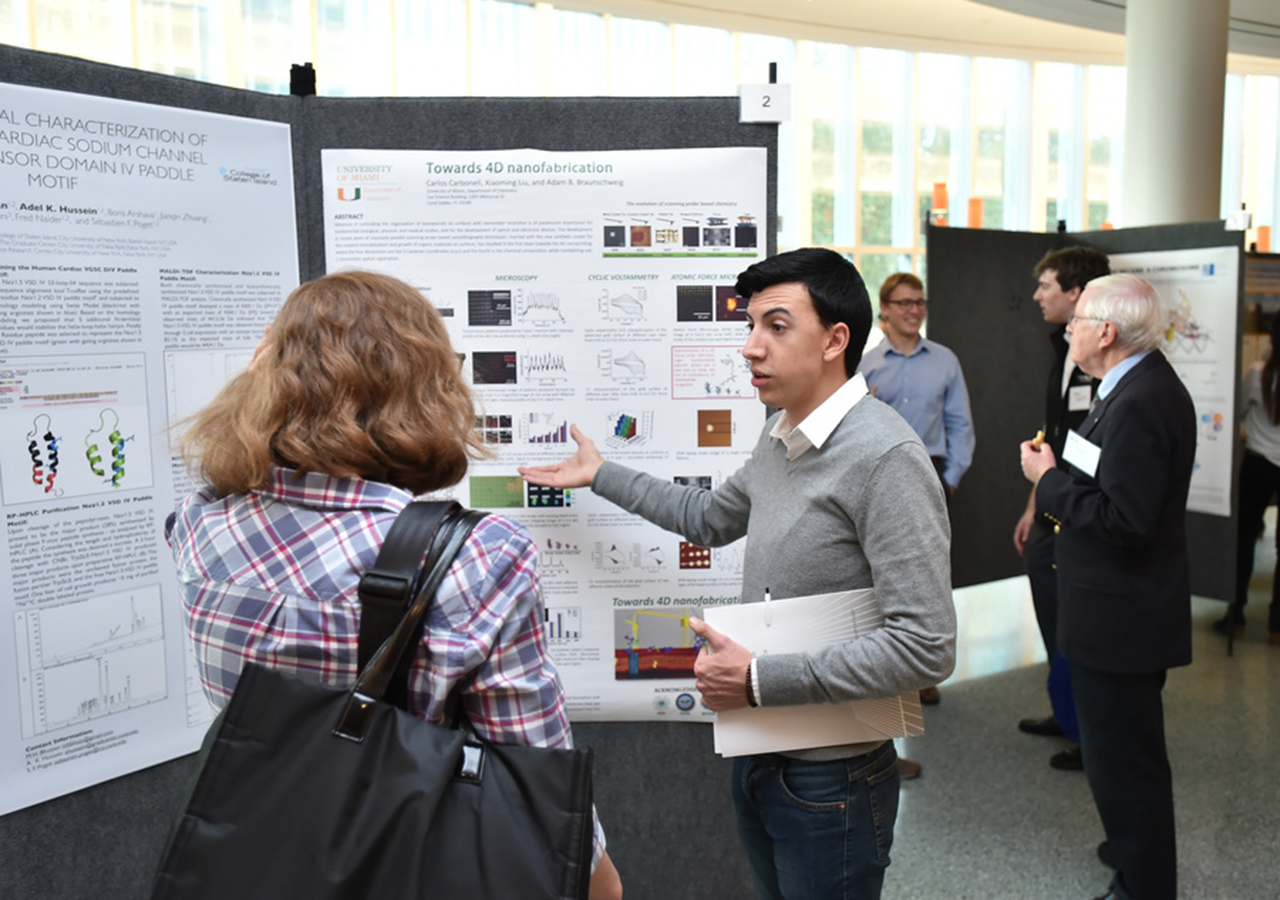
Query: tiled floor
882 534 1280 899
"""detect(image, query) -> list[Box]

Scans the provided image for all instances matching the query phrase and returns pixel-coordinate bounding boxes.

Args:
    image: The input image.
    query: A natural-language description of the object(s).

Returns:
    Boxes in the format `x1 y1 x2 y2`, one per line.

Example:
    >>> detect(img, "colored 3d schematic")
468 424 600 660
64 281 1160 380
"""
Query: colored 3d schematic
605 409 653 448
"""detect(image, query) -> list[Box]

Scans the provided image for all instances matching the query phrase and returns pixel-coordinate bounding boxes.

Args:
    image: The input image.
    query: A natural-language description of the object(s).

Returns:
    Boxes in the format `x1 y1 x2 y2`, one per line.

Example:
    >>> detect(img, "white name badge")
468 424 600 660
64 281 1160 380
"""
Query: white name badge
1062 429 1101 479
1067 384 1092 412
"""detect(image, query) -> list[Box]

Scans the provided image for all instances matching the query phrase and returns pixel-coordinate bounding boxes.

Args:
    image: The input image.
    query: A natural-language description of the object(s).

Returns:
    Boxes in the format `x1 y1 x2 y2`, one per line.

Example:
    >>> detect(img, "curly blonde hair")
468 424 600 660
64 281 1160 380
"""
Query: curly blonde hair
181 270 487 496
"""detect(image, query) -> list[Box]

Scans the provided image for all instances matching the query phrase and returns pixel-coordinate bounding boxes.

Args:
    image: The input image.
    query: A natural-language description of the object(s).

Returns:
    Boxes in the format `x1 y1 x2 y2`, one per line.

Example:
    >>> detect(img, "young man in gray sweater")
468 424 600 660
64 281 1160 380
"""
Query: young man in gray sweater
520 248 956 900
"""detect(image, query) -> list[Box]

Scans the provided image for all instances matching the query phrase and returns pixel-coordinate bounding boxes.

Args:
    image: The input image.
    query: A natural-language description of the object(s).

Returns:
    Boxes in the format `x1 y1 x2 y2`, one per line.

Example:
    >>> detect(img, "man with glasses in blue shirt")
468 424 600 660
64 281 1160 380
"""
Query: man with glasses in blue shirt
860 273 975 502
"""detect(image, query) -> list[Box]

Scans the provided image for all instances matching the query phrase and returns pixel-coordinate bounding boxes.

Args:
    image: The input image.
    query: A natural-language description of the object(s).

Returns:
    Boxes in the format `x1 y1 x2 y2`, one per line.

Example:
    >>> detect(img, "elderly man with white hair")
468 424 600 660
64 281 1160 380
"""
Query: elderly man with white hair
1019 273 1196 900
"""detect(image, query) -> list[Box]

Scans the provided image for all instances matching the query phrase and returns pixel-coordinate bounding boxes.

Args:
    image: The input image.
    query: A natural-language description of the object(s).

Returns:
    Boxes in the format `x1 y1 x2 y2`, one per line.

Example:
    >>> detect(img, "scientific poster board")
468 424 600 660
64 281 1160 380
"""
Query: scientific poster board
322 146 769 720
0 82 299 816
1109 246 1238 516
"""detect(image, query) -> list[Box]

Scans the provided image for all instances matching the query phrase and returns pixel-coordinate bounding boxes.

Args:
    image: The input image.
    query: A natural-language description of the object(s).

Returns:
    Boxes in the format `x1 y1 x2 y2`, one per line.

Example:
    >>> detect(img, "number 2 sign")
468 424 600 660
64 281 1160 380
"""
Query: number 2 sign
738 84 791 123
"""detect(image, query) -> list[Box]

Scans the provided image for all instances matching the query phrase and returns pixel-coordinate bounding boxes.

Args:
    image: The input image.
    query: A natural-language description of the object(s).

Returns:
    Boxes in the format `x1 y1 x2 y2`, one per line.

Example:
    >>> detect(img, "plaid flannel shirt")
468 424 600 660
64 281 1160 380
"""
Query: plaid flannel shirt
166 467 605 864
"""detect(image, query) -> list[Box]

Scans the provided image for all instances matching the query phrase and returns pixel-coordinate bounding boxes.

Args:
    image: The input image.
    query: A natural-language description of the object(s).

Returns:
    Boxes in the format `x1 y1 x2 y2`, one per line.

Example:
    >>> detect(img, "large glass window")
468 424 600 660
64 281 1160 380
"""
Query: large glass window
238 0 309 94
1086 66 1125 231
1033 62 1081 231
673 24 733 96
917 53 965 244
469 0 539 97
4 0 1279 255
973 57 1027 231
1238 75 1280 240
858 48 912 253
803 41 855 249
608 15 670 96
394 0 470 96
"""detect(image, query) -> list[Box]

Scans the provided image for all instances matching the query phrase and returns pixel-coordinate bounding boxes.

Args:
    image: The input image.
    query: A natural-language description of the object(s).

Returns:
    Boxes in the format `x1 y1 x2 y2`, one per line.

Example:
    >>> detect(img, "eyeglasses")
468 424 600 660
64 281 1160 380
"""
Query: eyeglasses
1068 314 1107 327
884 298 928 310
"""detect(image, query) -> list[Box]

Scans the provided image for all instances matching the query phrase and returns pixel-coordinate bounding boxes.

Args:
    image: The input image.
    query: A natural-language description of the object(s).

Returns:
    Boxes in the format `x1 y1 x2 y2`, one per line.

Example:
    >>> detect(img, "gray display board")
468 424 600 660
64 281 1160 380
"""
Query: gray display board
0 44 773 900
927 221 1241 602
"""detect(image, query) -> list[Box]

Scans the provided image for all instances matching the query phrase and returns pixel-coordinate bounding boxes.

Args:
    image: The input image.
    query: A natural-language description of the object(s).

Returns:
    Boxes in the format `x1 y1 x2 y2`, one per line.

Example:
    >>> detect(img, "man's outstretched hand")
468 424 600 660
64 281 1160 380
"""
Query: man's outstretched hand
518 424 605 489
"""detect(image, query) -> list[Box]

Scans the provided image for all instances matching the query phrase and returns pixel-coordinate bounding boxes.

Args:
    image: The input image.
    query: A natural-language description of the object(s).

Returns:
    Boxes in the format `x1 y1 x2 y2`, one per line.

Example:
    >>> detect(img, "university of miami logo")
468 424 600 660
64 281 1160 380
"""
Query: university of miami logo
337 187 361 201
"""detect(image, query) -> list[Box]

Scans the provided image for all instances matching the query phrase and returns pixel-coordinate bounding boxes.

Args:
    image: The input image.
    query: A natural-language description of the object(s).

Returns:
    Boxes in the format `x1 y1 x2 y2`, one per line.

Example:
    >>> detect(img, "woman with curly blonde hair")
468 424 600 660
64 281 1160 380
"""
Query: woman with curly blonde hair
167 270 621 899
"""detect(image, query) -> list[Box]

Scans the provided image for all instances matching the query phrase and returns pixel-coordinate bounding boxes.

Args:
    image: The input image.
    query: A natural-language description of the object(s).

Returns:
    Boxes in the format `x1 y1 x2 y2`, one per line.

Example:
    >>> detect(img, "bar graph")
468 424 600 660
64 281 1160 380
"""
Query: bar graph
544 606 582 643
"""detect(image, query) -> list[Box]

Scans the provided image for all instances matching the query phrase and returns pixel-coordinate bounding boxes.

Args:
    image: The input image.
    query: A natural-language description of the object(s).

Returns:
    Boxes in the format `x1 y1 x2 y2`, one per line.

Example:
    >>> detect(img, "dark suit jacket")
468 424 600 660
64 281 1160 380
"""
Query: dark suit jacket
1035 350 1196 674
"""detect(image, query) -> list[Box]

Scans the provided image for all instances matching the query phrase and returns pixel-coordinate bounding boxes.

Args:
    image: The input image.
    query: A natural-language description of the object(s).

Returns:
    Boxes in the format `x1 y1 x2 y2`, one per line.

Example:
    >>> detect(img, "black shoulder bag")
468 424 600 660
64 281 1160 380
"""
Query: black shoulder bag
151 501 595 900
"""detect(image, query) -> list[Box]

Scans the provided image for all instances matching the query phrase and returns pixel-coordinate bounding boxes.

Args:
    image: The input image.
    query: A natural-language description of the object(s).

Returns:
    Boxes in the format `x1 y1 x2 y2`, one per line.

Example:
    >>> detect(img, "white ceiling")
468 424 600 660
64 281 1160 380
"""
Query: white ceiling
558 0 1280 73
971 0 1280 60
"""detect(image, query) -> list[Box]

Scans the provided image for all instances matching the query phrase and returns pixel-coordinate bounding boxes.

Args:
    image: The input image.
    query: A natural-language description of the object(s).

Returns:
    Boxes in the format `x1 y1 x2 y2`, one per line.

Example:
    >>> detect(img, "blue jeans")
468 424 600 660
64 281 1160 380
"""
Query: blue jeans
732 742 900 900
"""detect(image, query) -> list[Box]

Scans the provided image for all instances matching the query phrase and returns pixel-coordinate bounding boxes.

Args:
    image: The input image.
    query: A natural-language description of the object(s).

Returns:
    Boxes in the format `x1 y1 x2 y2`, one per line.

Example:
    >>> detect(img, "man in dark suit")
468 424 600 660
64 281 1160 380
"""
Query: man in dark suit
1020 273 1195 900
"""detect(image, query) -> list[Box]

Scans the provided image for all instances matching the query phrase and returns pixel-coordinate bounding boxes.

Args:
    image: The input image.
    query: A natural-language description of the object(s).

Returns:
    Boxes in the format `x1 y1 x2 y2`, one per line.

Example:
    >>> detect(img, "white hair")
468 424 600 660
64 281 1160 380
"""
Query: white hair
1079 273 1164 352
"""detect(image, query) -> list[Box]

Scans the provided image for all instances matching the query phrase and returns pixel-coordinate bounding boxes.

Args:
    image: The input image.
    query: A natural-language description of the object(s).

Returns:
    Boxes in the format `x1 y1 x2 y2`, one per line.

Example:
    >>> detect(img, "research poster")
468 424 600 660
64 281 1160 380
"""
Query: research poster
0 83 298 814
322 146 768 721
1111 246 1238 517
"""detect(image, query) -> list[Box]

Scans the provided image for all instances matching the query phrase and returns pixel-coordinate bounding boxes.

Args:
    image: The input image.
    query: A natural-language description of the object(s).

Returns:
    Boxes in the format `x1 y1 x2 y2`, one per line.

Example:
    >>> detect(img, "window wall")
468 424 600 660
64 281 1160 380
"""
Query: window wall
4 0 1280 273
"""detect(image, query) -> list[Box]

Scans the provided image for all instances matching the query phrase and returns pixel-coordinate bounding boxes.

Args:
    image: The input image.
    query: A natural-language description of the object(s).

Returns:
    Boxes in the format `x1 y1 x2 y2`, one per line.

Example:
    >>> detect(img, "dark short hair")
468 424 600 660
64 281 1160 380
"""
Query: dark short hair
1033 246 1111 293
735 248 872 376
879 271 923 307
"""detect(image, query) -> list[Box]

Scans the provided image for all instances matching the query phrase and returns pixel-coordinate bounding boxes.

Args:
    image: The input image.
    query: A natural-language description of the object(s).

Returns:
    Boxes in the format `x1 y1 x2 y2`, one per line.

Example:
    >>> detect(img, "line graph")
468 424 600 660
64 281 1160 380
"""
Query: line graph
521 351 568 381
516 288 566 322
14 585 168 737
599 287 647 320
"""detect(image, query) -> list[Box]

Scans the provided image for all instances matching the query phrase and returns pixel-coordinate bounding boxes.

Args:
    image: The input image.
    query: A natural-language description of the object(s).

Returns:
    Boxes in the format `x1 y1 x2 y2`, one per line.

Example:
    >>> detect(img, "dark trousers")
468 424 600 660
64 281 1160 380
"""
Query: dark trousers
1024 520 1059 654
929 457 952 507
1234 450 1280 632
1072 662 1176 900
1024 519 1079 742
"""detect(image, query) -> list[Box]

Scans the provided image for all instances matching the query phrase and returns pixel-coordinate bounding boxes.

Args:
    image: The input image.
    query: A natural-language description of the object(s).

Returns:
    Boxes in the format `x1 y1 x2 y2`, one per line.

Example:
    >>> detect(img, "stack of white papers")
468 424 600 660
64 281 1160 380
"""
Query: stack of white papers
701 589 924 756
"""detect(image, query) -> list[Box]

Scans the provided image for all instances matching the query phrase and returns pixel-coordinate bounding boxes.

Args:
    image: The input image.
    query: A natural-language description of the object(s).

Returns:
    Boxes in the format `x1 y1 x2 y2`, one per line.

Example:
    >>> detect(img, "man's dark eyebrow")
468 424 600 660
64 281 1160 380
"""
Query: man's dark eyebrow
745 305 793 323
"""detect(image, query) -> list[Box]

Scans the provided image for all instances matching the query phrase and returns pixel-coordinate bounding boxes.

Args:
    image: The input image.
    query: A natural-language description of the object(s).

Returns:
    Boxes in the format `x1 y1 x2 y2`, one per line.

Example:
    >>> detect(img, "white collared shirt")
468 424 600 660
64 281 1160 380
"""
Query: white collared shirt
769 373 870 460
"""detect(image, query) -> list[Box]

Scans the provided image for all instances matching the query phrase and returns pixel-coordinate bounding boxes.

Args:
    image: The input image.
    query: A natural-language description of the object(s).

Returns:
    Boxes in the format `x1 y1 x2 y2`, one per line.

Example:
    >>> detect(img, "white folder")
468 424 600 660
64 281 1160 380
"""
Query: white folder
701 589 924 757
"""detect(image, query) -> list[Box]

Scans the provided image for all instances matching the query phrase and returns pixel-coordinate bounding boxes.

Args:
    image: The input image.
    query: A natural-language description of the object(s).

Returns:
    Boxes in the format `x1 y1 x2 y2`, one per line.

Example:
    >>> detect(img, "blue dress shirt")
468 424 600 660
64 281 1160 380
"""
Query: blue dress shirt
859 336 976 489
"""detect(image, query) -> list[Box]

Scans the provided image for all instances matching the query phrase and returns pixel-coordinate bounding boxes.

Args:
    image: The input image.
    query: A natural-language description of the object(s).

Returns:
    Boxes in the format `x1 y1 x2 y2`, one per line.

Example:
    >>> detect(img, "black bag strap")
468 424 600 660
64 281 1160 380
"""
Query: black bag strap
338 505 486 741
357 500 457 706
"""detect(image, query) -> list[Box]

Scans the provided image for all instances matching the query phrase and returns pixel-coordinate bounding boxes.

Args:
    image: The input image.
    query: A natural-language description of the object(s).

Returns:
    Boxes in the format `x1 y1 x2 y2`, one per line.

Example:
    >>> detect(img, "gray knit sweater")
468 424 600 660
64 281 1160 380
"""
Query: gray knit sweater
592 395 956 758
